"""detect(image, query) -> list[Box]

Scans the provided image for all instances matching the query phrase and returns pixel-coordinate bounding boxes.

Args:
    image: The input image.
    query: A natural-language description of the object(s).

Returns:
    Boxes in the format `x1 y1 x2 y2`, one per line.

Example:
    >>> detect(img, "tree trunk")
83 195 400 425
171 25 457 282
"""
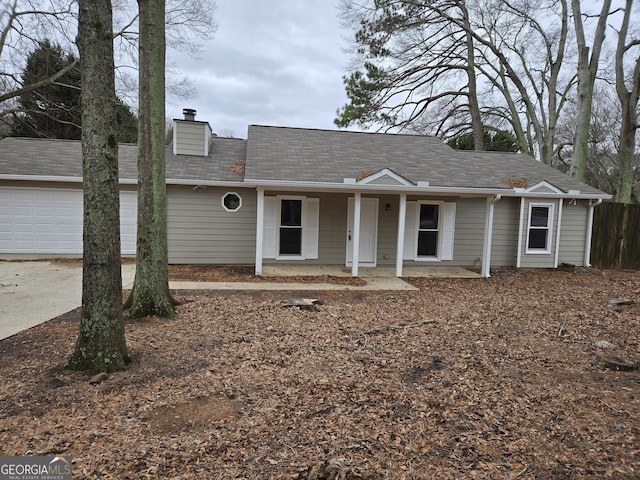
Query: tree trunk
614 0 639 204
570 0 611 182
124 0 176 318
462 4 483 151
616 95 637 203
67 0 129 373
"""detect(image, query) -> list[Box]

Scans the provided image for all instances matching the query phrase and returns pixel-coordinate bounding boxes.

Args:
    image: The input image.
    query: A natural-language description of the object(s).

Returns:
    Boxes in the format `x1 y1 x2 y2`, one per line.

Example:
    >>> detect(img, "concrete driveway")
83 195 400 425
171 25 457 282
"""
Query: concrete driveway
0 261 136 340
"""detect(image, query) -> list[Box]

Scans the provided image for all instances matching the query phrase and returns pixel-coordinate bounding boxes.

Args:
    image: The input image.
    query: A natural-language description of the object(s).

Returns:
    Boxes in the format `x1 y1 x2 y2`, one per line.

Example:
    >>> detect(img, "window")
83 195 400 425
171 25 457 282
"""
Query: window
262 196 319 260
279 199 303 255
417 203 439 257
526 203 553 253
403 201 456 262
222 192 242 212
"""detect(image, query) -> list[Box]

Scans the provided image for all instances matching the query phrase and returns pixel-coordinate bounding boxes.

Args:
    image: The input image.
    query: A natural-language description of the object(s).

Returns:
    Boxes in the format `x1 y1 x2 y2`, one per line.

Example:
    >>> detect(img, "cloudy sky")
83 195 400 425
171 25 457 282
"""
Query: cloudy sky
168 0 352 138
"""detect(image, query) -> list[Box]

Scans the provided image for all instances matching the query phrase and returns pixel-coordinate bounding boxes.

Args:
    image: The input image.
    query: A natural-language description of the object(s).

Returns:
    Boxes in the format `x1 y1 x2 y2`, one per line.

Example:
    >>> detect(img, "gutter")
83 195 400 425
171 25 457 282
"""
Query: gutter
242 178 611 200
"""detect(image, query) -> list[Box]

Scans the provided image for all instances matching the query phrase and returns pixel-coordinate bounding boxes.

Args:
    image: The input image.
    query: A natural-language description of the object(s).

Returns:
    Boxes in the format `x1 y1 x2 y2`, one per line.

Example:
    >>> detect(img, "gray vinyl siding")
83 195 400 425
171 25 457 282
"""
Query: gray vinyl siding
167 185 256 264
375 195 400 266
367 176 405 186
519 198 559 268
401 196 487 268
447 197 485 266
490 198 519 267
529 185 558 194
558 200 589 266
174 122 208 156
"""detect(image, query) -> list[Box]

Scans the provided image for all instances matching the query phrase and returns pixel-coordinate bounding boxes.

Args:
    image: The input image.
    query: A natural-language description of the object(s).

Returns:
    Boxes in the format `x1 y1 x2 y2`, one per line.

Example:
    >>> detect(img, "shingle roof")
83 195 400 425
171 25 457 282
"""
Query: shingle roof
0 127 607 196
0 136 247 183
245 125 604 195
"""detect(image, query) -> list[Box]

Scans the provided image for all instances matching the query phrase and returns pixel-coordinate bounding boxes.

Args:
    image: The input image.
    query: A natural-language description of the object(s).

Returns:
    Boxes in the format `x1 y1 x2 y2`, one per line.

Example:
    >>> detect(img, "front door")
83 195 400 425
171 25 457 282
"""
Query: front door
346 197 378 266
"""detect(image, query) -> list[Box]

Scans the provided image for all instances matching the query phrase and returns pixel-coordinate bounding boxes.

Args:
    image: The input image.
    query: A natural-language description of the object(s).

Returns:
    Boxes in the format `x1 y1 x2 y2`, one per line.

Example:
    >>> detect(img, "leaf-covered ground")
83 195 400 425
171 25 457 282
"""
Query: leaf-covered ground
0 268 639 479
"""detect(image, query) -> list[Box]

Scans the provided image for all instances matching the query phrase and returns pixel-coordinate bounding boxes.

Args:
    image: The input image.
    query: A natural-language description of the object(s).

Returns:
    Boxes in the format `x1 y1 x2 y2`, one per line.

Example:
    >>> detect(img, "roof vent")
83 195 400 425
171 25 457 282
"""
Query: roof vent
182 108 197 121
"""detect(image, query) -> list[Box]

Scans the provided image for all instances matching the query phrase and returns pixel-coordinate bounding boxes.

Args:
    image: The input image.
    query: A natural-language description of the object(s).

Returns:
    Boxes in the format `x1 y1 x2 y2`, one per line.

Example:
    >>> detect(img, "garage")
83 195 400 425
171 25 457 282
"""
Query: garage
0 187 137 254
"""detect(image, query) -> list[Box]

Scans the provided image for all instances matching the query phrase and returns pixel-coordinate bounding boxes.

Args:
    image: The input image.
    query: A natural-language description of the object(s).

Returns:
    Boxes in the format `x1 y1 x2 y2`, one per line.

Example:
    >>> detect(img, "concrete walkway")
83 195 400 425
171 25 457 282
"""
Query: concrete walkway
169 276 418 291
0 262 418 341
1 261 480 340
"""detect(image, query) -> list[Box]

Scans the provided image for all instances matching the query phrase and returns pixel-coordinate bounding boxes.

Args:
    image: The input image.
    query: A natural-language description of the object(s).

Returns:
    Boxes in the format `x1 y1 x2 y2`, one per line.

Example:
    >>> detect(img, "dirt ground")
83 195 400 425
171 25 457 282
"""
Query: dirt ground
0 267 639 479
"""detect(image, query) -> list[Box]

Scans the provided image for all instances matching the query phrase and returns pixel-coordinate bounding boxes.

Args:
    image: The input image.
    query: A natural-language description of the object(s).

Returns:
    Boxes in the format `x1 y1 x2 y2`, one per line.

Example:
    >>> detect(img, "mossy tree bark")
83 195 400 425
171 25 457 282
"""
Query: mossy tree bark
569 0 611 182
124 0 176 318
614 0 640 205
67 0 129 374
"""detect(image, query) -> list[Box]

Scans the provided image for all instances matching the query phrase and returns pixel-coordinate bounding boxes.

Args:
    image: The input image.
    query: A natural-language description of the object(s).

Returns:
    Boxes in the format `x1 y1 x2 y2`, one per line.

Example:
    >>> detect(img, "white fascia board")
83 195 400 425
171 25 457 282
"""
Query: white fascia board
513 191 612 200
245 178 505 195
0 174 84 183
165 178 252 188
0 174 613 200
357 168 413 186
525 180 563 193
0 174 137 185
244 178 612 199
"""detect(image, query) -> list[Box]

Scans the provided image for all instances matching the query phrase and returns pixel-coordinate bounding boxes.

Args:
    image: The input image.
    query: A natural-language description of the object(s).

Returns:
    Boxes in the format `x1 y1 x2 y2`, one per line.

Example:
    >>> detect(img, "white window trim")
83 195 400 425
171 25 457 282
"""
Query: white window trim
526 202 554 254
414 200 444 261
221 191 242 212
276 195 306 260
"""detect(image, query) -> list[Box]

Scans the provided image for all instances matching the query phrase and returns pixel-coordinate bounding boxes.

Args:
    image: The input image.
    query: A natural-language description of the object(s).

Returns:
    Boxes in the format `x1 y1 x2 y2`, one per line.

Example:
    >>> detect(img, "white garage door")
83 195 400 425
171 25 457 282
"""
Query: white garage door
0 187 137 254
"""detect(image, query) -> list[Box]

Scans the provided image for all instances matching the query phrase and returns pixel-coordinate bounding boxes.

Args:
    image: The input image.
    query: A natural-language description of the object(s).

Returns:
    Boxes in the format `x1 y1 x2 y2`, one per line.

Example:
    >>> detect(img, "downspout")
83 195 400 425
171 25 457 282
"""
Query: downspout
255 187 265 276
584 198 603 267
482 194 502 278
554 198 564 268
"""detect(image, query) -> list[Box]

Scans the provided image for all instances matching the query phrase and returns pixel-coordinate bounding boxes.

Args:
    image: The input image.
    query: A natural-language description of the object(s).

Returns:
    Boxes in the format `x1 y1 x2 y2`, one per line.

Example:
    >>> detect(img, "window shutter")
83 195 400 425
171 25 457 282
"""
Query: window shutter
304 198 320 259
262 196 277 258
403 201 417 260
441 202 456 261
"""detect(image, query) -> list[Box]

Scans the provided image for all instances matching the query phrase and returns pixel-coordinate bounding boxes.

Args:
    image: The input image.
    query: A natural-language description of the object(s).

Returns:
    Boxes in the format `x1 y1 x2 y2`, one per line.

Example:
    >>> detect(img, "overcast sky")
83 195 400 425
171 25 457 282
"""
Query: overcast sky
167 0 351 138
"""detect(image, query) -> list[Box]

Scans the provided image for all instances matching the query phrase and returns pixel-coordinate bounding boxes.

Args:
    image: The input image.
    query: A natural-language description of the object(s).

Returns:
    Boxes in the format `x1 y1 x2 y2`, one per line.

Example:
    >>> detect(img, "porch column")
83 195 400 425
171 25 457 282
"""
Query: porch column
516 197 525 268
396 193 407 277
351 192 361 277
482 194 501 278
255 187 264 276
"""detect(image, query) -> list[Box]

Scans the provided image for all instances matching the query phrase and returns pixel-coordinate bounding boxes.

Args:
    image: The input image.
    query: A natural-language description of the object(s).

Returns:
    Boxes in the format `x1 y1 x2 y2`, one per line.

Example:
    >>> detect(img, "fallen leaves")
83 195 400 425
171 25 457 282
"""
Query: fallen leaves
0 268 639 479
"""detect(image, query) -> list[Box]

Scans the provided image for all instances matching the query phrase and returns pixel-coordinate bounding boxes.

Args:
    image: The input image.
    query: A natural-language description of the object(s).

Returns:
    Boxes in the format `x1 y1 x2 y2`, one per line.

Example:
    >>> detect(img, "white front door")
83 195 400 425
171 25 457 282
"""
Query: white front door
346 197 378 266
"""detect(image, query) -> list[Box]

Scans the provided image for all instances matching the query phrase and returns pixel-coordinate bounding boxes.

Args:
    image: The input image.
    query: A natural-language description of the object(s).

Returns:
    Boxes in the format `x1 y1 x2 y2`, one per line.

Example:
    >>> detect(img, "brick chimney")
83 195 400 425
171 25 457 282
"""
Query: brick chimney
172 108 212 156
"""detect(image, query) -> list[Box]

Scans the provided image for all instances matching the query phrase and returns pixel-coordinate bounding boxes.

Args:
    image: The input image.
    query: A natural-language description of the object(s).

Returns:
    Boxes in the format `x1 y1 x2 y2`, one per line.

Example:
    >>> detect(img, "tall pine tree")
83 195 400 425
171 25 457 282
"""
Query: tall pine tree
10 40 138 142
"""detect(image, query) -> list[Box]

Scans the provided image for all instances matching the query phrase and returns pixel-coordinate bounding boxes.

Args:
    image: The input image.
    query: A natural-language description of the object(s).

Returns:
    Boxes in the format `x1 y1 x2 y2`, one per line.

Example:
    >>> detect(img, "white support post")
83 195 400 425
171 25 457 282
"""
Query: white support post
396 193 407 277
584 199 602 267
481 195 500 278
255 187 264 276
351 192 361 277
516 197 525 268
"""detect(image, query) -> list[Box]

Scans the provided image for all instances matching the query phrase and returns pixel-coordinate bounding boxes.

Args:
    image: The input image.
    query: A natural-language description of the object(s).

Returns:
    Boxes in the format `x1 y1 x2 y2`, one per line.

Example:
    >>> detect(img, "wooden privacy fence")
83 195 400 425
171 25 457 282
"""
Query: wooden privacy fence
591 202 640 269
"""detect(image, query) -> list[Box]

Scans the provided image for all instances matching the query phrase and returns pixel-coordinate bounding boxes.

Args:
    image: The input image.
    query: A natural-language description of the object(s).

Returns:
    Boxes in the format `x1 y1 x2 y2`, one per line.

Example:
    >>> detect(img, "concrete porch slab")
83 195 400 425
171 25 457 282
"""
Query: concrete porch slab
261 265 482 279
